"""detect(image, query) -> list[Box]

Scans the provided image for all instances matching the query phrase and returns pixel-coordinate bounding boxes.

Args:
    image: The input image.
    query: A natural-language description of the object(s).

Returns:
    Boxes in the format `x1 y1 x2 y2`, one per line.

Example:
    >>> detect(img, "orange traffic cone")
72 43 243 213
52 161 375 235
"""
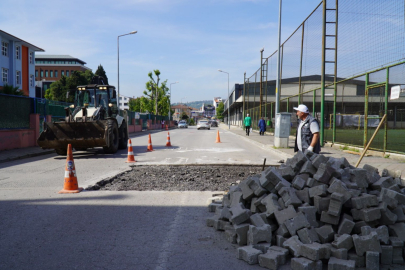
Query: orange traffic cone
215 130 221 143
59 144 83 194
166 132 172 147
146 133 154 152
165 124 169 131
126 139 136 163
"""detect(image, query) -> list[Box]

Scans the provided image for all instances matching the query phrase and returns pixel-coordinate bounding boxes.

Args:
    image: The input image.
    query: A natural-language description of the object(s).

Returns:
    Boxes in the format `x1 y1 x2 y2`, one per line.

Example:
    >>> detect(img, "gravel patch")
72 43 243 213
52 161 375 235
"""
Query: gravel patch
87 165 265 191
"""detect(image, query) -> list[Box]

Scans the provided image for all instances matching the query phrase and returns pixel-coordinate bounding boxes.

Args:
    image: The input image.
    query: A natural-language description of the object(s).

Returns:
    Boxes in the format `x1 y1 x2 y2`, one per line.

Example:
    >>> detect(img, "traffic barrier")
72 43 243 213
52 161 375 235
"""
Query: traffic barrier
59 144 83 194
215 130 221 143
166 132 172 147
165 124 169 130
146 133 154 151
126 139 136 163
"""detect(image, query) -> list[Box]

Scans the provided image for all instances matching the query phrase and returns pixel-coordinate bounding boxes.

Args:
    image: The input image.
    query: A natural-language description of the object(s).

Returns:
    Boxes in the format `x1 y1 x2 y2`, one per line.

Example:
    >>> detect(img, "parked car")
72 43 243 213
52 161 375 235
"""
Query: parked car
173 120 178 126
197 120 210 130
178 120 188 128
208 120 218 127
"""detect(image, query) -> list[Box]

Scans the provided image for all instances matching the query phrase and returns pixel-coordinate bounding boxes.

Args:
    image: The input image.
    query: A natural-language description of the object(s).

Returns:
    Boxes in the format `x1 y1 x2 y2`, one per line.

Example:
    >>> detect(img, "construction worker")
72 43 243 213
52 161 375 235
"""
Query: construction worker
258 117 266 136
293 104 321 153
244 114 252 136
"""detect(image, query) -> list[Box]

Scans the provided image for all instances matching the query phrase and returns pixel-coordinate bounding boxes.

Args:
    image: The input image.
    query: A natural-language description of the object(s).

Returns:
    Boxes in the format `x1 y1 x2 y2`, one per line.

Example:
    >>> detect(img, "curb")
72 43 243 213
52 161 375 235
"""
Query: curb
0 149 55 164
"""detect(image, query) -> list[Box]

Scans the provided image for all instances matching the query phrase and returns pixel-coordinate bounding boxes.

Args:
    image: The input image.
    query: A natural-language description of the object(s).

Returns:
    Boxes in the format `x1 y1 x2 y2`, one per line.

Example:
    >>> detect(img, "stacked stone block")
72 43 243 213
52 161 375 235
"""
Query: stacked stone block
207 151 405 269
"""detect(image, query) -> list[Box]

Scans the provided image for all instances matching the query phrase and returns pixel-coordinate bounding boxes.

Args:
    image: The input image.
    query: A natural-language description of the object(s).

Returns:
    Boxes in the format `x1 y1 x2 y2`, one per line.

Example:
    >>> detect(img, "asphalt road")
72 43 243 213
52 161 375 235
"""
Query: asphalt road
0 126 288 270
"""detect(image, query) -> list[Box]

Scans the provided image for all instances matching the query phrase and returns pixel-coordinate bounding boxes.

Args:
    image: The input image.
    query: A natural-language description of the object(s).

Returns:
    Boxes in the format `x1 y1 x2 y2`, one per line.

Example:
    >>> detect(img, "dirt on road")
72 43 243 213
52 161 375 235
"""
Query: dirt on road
88 165 266 191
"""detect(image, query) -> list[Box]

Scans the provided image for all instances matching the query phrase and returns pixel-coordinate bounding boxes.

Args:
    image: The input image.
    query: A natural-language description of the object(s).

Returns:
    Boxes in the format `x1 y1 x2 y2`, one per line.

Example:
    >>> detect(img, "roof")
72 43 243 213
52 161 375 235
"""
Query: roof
35 54 87 65
0 29 44 52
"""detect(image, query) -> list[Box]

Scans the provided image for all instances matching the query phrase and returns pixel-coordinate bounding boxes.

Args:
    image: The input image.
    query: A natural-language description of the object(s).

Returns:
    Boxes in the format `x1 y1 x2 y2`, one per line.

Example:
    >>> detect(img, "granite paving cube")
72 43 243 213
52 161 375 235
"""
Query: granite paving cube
279 165 296 181
284 212 310 236
365 251 379 270
293 175 307 190
239 178 255 200
349 168 369 188
248 176 267 197
328 192 345 216
328 178 352 203
347 252 365 268
297 227 320 244
290 257 322 270
206 214 220 227
315 225 335 244
260 168 288 192
234 223 250 246
352 231 381 256
258 248 288 270
296 188 311 204
279 187 302 207
389 237 404 264
311 154 328 169
351 207 381 222
248 224 272 245
250 213 266 227
380 245 393 265
237 245 263 265
213 220 230 231
378 204 398 225
208 202 222 212
320 211 340 225
253 194 268 213
371 176 396 190
225 229 237 244
276 235 287 247
252 243 272 253
299 161 317 177
276 223 291 238
388 222 405 242
328 257 356 270
298 205 318 228
282 235 303 257
314 195 331 214
361 225 389 245
313 163 335 184
362 164 380 184
230 203 251 225
332 234 353 250
392 207 405 222
330 247 348 260
380 187 405 205
300 242 330 260
338 217 355 235
309 184 328 198
261 193 282 218
274 205 297 225
351 193 378 209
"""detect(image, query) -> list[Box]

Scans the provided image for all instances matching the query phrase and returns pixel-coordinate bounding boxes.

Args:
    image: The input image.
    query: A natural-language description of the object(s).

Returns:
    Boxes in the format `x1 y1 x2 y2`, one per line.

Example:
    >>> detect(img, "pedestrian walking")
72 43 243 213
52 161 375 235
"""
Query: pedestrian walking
293 104 321 153
161 120 165 129
258 117 266 136
244 114 251 136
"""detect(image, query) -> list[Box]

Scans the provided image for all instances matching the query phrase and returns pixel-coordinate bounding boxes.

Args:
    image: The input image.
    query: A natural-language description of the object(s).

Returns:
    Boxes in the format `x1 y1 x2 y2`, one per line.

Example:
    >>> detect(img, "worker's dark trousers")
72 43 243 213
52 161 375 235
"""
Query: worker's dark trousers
245 126 250 136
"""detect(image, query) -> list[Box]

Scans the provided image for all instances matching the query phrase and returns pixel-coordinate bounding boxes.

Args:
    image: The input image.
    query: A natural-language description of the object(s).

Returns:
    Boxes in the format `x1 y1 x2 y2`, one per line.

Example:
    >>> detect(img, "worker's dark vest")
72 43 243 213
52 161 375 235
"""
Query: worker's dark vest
294 115 321 154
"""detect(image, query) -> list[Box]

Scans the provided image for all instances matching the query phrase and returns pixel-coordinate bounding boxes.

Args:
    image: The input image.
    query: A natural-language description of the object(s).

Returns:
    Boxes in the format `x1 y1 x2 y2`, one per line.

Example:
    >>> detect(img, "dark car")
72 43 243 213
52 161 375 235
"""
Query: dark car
173 120 178 126
208 120 218 127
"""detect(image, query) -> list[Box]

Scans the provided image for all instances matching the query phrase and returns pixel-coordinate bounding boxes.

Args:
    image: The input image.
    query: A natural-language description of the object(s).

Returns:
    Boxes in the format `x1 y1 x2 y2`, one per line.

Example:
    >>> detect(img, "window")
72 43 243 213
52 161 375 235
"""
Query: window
2 68 8 83
16 46 20 59
2 41 8 56
54 70 58 77
66 70 69 77
61 70 64 76
30 75 34 87
29 52 33 64
50 70 53 77
45 70 48 77
16 71 21 85
40 70 43 77
35 70 38 78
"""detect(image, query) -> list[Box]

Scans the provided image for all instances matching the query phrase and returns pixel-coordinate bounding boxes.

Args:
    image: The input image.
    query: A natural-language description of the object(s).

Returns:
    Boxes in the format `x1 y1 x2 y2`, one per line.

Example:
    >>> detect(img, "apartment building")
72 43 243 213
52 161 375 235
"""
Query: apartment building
0 29 44 97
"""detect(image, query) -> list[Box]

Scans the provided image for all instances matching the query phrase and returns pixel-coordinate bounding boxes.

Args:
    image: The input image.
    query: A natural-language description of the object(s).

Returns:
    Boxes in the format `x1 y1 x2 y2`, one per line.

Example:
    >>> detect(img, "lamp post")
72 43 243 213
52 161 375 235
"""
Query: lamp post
117 31 137 111
218 69 230 129
169 81 179 122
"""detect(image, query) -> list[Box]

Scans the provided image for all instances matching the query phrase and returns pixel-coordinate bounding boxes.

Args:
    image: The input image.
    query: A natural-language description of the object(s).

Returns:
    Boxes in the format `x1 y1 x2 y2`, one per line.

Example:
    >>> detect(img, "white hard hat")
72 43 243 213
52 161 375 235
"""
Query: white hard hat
293 104 309 113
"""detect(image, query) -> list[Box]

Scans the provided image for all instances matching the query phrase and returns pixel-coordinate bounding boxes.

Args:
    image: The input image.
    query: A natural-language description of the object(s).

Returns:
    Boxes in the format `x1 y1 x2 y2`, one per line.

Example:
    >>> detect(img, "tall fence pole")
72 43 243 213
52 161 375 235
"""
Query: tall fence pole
260 48 264 117
320 0 326 146
275 0 282 114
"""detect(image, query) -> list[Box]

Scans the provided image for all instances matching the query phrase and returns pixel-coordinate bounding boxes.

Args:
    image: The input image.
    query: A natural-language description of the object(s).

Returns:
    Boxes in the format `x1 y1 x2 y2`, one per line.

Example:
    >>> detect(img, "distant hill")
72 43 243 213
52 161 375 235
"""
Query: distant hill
172 100 213 110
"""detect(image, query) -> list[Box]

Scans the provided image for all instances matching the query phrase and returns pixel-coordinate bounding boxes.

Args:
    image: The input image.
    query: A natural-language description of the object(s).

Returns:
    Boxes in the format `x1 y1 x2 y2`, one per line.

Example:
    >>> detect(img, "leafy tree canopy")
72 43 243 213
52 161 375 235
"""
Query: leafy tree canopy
216 102 224 120
95 64 108 85
142 69 170 116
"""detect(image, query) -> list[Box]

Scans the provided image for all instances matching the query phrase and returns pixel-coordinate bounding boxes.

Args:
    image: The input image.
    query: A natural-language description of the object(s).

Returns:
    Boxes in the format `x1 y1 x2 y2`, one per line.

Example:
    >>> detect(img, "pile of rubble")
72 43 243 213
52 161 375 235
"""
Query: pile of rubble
207 151 405 270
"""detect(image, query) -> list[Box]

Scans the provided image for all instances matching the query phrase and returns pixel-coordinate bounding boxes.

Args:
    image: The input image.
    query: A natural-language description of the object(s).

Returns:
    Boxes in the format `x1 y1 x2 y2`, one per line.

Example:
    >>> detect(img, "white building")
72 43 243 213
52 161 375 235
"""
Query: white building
118 94 132 110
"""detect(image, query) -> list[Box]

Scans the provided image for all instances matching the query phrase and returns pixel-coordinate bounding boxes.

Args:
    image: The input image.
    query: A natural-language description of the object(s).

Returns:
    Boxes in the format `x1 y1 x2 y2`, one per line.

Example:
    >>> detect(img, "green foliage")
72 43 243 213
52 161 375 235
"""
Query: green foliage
216 102 224 120
142 69 170 116
129 97 141 112
189 118 195 126
181 112 189 120
0 84 25 96
95 64 108 84
45 71 92 102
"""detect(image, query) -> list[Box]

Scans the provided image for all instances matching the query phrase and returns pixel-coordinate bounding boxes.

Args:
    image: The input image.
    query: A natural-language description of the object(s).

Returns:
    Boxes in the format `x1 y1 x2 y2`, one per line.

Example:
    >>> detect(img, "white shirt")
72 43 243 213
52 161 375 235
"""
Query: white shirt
297 118 320 151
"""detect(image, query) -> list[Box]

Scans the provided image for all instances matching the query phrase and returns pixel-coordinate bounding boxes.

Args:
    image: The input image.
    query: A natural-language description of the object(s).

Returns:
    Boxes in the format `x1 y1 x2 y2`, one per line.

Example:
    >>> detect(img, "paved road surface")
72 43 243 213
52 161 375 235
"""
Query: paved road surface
0 126 288 270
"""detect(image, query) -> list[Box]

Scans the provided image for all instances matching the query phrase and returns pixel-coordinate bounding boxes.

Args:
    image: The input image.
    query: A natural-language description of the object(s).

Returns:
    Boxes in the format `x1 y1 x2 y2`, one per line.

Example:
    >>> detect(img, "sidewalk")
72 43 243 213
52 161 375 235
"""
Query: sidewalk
219 123 405 178
0 127 175 164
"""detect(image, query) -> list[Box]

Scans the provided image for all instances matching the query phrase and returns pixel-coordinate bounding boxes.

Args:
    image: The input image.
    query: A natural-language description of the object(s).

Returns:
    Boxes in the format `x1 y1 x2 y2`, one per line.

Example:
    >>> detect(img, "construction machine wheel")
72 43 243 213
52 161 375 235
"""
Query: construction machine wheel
118 121 128 150
55 148 67 156
103 120 119 154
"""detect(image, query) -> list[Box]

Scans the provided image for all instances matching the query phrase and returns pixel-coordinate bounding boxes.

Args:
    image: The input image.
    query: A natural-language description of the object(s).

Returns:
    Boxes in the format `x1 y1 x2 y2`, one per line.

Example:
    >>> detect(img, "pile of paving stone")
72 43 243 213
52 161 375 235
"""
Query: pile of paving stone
207 150 405 270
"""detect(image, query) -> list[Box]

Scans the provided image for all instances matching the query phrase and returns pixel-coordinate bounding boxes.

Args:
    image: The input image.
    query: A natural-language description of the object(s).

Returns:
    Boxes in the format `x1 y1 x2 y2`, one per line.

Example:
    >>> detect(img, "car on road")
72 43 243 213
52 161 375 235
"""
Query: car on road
173 120 178 126
178 120 188 128
197 120 210 130
208 120 218 127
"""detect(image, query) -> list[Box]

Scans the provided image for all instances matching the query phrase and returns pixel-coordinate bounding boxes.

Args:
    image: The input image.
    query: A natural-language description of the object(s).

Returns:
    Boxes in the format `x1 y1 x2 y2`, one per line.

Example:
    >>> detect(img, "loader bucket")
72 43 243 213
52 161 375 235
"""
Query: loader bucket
37 120 108 150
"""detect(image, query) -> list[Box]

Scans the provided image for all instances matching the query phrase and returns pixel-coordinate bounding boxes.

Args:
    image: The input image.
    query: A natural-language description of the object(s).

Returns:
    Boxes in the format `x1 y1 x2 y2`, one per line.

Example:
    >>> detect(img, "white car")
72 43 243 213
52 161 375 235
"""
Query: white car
178 121 188 128
197 120 210 130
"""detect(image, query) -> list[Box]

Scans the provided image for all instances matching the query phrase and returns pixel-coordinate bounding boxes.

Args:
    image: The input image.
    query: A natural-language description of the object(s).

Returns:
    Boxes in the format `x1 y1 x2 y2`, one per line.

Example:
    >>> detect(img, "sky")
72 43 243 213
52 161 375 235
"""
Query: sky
0 0 323 104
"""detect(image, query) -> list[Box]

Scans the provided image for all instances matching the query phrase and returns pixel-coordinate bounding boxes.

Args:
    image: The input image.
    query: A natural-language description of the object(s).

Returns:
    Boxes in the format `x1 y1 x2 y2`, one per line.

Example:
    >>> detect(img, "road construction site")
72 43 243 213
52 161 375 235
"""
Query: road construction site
1 123 404 270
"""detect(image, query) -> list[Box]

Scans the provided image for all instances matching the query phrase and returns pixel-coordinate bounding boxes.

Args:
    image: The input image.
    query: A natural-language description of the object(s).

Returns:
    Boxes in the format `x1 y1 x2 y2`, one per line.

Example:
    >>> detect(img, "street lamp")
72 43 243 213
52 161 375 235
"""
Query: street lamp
117 30 137 111
218 69 230 129
169 82 179 122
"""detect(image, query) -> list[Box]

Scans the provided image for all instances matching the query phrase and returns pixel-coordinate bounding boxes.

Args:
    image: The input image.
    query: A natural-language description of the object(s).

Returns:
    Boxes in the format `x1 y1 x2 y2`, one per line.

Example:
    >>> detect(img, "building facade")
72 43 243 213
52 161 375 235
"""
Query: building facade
34 55 91 98
118 95 132 110
172 104 193 121
0 30 44 97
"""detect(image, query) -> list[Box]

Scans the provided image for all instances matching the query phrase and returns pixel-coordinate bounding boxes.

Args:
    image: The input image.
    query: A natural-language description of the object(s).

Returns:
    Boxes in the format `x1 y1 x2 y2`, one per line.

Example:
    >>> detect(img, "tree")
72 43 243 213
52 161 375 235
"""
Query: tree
129 97 141 112
181 112 189 120
0 84 25 96
216 102 224 120
142 70 170 116
95 64 108 84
